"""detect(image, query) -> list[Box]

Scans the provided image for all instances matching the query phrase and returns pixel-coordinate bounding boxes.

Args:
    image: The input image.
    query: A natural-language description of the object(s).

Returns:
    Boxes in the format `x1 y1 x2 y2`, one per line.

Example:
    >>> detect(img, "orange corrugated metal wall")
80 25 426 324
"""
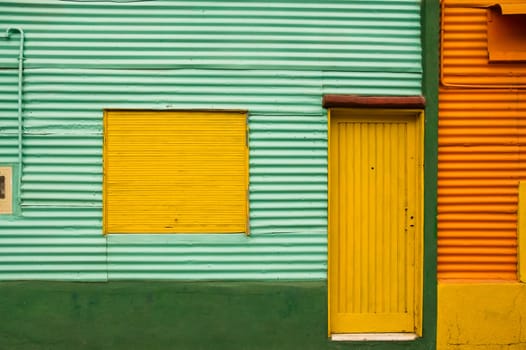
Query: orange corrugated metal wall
439 0 526 280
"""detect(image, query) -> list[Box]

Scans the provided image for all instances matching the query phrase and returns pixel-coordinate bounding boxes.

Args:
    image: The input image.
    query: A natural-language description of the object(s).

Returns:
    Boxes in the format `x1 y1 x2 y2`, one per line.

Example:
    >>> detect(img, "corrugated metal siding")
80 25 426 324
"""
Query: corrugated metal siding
438 1 524 280
0 208 107 281
0 0 422 280
0 0 421 72
441 2 526 87
107 233 326 280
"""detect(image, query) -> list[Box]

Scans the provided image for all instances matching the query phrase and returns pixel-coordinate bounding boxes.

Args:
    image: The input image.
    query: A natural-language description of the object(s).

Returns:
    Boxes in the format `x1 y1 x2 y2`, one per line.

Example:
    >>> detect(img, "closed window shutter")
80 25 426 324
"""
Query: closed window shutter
103 110 248 234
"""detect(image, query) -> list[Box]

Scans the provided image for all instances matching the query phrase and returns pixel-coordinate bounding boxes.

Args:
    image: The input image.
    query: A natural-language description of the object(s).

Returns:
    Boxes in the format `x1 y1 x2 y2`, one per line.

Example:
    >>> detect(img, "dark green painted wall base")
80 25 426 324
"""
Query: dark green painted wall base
0 281 434 350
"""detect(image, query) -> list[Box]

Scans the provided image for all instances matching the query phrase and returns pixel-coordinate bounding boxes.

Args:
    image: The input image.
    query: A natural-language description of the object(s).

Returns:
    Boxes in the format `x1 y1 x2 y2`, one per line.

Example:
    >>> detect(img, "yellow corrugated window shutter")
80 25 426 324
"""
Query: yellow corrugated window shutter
103 110 248 234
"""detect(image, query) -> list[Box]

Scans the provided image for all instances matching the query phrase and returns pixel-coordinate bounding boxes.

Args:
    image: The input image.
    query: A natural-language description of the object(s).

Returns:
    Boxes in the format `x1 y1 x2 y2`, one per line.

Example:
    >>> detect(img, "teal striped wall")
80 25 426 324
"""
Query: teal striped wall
0 0 422 280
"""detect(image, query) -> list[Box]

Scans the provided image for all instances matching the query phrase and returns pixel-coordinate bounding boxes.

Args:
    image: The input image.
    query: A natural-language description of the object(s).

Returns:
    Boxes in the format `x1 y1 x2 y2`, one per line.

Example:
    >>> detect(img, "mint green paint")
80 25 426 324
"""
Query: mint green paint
0 0 424 281
107 233 327 280
0 0 421 72
0 281 433 350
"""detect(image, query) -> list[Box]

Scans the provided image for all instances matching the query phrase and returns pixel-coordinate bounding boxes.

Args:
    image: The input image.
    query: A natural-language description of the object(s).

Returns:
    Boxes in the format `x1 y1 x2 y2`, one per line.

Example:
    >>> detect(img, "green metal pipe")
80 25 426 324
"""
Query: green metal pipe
1 27 24 207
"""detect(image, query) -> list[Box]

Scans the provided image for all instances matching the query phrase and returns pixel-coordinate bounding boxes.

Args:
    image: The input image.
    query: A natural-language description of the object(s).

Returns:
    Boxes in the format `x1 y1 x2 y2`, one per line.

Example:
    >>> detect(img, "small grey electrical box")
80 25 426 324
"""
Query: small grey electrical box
0 166 13 214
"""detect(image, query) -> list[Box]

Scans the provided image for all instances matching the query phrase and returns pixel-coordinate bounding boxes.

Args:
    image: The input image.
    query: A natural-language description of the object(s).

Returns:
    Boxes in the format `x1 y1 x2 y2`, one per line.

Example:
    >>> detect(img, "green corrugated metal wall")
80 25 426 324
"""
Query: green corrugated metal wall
0 0 422 280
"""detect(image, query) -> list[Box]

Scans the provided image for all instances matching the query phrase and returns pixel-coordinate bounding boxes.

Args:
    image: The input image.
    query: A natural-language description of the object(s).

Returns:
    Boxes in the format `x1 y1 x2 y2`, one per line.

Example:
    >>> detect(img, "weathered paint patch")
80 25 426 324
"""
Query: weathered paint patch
0 281 435 350
437 282 526 350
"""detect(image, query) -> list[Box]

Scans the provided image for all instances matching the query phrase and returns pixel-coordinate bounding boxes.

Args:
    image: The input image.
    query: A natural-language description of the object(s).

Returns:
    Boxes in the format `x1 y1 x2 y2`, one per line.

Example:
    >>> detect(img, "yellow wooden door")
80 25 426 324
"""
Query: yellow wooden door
328 109 422 335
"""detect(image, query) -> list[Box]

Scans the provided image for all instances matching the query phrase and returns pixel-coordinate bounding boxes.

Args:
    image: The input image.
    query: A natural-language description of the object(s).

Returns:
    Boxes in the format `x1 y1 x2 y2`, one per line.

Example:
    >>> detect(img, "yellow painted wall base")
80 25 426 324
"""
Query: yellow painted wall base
438 283 526 350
